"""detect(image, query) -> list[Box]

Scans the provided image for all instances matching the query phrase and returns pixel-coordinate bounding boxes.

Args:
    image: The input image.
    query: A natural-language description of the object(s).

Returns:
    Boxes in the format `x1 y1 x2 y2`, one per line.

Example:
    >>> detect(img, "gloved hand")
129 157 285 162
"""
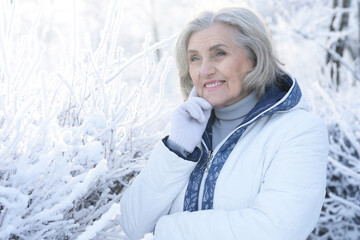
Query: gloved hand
168 87 212 154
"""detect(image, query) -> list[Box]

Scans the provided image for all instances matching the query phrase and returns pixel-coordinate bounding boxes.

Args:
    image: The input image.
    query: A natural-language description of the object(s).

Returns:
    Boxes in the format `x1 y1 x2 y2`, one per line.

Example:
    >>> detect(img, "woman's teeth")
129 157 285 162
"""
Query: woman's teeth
205 81 224 88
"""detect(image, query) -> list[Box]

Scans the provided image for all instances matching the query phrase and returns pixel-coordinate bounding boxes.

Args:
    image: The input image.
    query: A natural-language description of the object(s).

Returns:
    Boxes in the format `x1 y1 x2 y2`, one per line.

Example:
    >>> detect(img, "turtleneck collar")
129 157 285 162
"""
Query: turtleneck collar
214 91 258 121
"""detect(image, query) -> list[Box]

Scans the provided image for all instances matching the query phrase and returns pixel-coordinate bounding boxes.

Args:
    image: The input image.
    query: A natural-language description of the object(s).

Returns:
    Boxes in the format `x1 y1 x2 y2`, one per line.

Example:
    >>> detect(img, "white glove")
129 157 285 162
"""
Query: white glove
168 88 212 153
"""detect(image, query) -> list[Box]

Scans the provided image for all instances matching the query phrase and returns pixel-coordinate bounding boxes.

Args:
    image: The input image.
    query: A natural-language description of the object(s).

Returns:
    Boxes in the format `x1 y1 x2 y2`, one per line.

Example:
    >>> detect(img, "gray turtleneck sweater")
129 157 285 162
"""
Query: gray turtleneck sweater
212 91 258 149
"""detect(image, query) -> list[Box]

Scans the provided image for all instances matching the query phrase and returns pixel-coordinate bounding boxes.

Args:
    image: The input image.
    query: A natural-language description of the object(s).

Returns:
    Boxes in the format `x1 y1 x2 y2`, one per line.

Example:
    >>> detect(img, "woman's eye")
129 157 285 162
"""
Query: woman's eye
190 56 200 62
216 50 226 57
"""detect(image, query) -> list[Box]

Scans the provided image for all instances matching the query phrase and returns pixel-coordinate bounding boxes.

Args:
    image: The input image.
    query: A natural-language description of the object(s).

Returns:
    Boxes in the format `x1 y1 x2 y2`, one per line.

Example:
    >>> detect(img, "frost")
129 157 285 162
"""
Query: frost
76 203 121 240
0 0 173 239
141 233 155 240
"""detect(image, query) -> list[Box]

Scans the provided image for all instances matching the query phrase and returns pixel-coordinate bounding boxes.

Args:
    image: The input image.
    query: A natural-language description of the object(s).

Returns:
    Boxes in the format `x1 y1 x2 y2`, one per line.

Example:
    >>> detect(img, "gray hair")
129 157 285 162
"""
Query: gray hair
176 7 285 99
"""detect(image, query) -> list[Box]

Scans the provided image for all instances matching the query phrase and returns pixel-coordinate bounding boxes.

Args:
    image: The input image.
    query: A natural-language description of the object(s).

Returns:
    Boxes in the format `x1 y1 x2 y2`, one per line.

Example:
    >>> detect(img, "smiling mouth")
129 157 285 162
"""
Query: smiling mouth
204 81 225 88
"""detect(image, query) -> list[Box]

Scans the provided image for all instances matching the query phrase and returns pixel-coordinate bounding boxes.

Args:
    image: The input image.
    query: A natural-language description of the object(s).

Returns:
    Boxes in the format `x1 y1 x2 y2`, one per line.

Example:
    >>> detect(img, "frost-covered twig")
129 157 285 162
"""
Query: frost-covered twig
294 29 360 81
105 32 178 84
328 192 360 213
328 156 360 181
76 203 120 240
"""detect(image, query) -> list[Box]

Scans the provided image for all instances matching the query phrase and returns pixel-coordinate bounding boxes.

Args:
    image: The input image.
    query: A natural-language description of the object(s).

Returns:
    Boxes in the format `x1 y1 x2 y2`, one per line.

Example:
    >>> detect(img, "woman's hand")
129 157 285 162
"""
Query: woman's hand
168 87 212 154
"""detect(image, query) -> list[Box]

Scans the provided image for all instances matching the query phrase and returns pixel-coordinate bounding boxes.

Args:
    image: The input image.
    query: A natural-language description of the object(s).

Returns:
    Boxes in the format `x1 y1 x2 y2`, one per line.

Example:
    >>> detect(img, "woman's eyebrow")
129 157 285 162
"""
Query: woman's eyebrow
187 49 198 54
208 44 226 52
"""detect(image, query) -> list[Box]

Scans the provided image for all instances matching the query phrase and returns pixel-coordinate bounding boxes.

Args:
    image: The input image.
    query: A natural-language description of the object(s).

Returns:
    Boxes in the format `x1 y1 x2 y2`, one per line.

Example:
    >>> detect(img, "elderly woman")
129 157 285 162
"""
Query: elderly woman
119 7 328 240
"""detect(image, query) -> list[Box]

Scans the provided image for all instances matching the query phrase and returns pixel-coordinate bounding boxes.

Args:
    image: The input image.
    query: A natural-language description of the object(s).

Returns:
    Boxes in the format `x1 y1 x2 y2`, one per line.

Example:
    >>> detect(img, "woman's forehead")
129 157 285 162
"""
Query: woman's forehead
187 23 236 52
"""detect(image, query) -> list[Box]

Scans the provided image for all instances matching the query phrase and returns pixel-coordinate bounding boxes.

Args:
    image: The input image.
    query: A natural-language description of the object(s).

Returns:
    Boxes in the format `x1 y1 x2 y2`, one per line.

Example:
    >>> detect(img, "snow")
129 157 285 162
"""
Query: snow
76 203 121 240
140 233 155 240
0 0 359 239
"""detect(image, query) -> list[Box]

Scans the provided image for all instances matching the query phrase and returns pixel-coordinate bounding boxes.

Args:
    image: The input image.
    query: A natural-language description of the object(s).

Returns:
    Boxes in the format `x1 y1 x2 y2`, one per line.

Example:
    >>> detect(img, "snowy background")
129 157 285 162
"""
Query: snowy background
0 0 359 239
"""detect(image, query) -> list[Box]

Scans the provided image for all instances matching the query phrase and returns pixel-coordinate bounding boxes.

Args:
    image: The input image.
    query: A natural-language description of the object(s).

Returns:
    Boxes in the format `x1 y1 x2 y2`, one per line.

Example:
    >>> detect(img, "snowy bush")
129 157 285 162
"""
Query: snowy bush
311 81 360 240
0 0 176 239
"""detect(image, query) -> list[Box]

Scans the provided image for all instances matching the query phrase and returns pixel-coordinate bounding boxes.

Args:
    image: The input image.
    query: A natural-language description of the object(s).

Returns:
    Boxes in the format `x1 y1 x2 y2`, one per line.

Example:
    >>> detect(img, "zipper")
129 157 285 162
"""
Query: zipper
197 122 249 209
200 120 252 173
197 120 254 209
202 150 213 172
198 144 213 210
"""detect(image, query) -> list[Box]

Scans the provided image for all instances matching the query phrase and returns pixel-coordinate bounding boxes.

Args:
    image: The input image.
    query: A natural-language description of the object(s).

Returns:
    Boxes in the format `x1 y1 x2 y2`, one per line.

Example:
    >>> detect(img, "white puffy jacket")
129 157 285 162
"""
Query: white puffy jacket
119 76 329 240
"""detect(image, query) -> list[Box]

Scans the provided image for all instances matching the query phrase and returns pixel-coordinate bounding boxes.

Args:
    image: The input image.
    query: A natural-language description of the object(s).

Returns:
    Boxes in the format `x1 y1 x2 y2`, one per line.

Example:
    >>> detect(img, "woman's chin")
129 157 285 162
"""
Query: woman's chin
206 99 223 108
203 93 226 108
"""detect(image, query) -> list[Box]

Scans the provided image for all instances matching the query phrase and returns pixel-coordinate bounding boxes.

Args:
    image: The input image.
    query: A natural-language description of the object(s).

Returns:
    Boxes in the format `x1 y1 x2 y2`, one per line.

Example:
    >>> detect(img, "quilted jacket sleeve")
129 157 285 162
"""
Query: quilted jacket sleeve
153 114 328 240
119 141 198 240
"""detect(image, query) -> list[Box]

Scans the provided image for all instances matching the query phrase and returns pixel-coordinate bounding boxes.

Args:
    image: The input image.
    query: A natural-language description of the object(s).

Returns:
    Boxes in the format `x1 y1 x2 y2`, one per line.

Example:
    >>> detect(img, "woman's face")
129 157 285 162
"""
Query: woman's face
187 23 254 108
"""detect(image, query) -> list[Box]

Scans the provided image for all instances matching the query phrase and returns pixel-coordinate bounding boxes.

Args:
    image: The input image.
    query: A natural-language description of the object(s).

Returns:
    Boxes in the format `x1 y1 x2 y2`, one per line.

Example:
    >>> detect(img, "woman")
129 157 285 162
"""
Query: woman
119 7 328 240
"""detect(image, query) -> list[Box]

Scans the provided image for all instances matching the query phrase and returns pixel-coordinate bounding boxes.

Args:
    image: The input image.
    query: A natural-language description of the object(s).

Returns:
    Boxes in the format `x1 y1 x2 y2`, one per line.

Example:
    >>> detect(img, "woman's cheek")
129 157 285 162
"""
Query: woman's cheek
191 80 202 97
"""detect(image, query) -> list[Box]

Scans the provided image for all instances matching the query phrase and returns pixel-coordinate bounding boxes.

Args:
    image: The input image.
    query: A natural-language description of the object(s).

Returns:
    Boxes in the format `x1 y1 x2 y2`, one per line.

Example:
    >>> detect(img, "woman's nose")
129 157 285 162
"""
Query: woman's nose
200 60 216 78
